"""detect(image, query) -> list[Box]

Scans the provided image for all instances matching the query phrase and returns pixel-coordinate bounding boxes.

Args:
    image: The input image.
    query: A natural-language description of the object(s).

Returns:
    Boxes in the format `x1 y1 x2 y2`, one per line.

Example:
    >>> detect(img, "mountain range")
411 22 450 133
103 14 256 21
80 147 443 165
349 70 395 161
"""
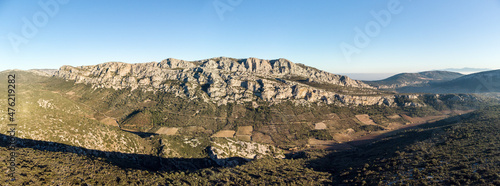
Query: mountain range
440 67 492 73
1 57 499 184
366 69 500 94
366 71 464 89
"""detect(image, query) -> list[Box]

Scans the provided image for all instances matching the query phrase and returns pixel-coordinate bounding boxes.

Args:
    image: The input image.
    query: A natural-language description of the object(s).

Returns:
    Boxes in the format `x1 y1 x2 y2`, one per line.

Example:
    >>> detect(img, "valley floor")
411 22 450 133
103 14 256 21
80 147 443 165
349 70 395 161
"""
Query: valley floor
306 109 474 151
2 108 498 185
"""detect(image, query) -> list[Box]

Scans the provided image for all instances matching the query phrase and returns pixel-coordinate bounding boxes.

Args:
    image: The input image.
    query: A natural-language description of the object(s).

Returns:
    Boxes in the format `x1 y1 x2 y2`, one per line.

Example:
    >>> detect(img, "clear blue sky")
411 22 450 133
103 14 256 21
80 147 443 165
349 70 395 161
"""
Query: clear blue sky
1 0 499 74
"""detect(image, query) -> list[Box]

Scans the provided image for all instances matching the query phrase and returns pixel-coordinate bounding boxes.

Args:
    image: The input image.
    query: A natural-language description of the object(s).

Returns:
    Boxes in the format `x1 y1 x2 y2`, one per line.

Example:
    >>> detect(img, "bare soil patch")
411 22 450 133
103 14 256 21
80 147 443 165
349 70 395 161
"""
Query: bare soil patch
314 122 327 130
236 135 251 141
235 126 253 141
100 117 119 127
308 138 335 145
387 114 401 119
355 114 377 125
211 130 235 138
251 132 274 144
156 127 179 135
236 126 253 136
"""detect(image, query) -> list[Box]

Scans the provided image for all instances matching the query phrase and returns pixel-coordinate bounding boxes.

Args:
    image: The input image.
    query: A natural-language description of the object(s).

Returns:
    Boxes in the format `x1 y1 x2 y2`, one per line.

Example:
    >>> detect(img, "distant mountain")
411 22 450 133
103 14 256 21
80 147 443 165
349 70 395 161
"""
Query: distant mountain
339 73 396 81
29 69 58 76
432 69 500 93
365 71 464 89
397 69 500 93
440 67 491 74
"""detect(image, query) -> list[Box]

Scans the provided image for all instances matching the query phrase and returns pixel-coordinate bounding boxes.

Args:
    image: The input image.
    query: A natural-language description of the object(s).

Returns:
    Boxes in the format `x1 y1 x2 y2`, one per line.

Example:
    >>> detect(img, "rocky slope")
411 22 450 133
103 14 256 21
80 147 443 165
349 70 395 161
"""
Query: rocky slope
0 70 151 155
208 138 285 167
53 57 414 106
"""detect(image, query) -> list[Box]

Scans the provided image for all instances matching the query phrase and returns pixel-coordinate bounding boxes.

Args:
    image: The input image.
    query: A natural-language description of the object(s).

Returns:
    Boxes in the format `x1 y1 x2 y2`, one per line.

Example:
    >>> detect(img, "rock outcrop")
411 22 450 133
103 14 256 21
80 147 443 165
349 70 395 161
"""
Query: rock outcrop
54 57 417 106
207 138 284 167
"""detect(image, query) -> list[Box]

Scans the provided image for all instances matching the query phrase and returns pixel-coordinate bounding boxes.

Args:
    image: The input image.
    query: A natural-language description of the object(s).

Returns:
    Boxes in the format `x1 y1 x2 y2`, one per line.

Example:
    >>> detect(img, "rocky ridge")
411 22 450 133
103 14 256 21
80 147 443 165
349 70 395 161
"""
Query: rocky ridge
54 57 416 106
29 69 58 77
207 138 285 167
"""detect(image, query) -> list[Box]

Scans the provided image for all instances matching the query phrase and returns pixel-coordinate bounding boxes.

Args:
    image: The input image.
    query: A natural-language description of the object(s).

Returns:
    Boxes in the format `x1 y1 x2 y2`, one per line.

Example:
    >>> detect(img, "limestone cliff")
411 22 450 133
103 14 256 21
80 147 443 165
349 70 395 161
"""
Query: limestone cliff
53 57 413 106
207 138 285 167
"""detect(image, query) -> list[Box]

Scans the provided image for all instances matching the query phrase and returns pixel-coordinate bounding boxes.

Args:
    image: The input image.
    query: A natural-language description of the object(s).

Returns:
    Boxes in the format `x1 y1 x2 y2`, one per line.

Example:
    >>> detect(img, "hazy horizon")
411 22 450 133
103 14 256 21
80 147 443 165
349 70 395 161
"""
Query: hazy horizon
1 57 496 81
1 58 495 81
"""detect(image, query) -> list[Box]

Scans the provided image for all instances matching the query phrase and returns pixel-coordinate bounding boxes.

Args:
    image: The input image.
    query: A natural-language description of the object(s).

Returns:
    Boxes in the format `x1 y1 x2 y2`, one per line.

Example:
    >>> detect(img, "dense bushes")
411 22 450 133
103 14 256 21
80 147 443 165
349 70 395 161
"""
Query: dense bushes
311 105 500 185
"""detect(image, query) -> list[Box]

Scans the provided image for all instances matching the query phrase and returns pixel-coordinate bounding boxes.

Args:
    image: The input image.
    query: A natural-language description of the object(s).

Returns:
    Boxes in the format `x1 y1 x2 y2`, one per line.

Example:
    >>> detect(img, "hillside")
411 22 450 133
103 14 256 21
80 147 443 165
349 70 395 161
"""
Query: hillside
1 65 493 150
40 63 495 148
0 61 497 184
2 103 499 185
434 69 500 93
312 105 500 185
0 70 152 154
366 71 463 89
398 69 500 94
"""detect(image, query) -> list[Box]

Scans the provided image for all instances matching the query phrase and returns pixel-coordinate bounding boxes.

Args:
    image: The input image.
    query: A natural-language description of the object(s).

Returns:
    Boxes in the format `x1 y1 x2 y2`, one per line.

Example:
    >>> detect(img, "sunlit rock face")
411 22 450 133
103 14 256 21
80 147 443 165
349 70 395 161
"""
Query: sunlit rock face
54 57 421 106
